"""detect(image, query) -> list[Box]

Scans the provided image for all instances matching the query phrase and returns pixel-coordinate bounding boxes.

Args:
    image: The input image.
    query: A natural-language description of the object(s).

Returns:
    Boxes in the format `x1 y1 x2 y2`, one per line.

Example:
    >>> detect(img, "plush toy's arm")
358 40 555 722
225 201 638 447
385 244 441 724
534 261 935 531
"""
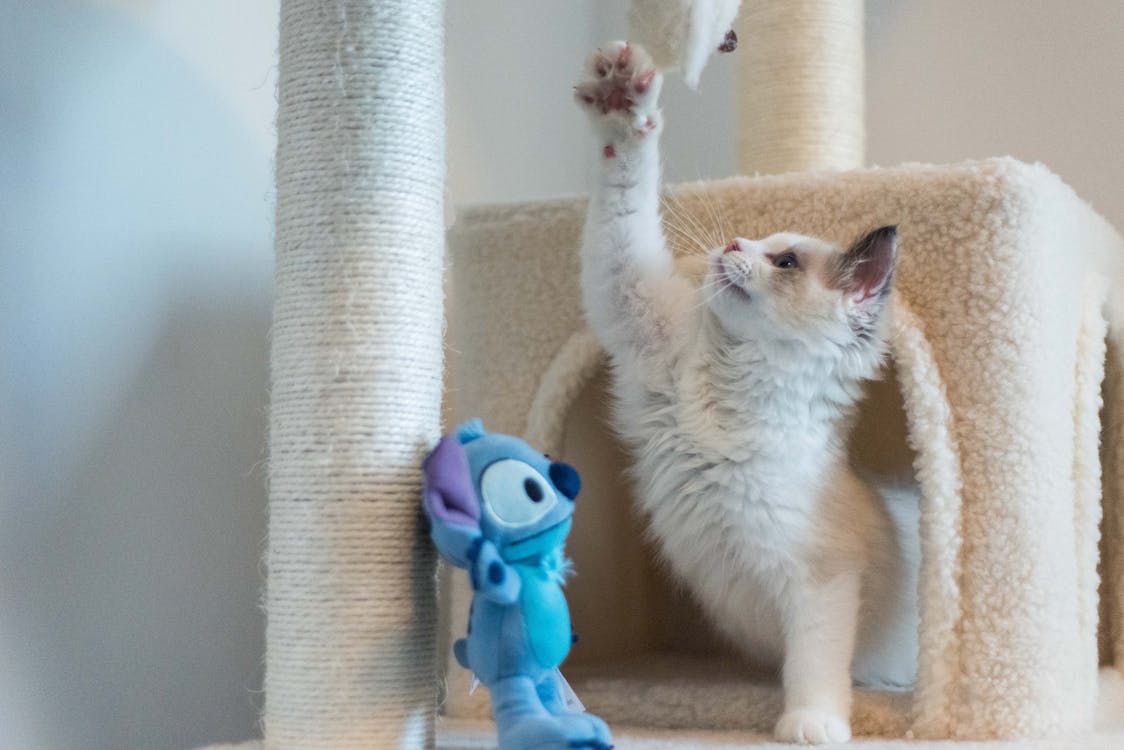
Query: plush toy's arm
467 537 521 604
427 515 481 570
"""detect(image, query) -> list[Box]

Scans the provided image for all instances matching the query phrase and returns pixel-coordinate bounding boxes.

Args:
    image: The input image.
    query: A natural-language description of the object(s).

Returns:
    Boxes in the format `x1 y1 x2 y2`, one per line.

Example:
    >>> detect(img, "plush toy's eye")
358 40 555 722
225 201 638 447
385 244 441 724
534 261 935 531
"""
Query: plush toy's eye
480 459 557 527
523 478 544 502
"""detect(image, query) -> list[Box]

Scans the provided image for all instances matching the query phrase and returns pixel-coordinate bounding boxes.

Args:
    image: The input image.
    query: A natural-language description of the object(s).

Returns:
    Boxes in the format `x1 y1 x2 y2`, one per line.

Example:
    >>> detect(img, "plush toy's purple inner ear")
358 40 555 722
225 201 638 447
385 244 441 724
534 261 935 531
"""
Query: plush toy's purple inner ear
423 435 480 526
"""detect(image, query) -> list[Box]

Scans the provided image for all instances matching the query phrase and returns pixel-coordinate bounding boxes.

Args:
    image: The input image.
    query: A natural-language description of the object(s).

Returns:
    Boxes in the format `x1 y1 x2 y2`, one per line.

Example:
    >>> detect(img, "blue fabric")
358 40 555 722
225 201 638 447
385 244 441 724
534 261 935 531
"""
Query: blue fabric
422 422 612 750
517 562 571 669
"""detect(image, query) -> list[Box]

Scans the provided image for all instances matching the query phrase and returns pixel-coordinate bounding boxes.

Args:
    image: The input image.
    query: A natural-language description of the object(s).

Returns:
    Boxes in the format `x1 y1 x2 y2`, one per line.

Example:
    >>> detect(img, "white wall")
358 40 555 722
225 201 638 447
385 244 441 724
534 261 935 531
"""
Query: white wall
446 0 738 205
1 1 1122 748
866 0 1124 230
0 1 276 748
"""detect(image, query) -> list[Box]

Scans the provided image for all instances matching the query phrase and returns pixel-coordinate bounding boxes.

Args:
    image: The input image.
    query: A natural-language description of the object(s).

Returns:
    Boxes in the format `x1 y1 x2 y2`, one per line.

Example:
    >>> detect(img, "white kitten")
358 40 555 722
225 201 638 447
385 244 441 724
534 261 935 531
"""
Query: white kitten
575 42 919 745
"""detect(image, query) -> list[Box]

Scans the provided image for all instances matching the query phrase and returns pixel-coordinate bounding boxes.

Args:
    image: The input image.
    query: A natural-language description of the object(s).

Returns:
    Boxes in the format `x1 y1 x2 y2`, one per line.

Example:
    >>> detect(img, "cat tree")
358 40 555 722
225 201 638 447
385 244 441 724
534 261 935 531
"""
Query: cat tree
252 0 1124 748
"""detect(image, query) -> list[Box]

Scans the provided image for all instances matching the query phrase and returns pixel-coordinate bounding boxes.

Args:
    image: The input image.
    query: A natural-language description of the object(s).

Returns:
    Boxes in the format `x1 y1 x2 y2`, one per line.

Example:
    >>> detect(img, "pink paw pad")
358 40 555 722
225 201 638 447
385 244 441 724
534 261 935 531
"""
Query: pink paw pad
605 89 630 112
575 42 660 135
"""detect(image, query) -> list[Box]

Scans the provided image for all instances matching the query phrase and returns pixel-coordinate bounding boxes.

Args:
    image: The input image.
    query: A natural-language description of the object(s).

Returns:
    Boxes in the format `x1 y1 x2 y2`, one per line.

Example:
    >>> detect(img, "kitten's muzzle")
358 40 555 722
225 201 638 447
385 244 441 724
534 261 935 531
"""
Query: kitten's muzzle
718 254 753 297
720 251 750 276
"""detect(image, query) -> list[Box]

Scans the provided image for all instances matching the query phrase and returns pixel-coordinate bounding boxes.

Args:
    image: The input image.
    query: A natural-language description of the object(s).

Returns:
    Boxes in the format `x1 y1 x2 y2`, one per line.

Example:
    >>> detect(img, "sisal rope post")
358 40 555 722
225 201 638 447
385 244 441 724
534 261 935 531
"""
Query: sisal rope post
736 0 864 174
266 1 445 747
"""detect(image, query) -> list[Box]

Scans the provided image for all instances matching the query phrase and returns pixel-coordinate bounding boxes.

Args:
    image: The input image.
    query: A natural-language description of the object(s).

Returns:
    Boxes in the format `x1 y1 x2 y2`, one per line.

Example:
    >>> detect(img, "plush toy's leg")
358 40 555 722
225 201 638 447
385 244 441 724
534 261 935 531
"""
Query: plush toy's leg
536 671 613 746
490 675 612 750
535 671 571 714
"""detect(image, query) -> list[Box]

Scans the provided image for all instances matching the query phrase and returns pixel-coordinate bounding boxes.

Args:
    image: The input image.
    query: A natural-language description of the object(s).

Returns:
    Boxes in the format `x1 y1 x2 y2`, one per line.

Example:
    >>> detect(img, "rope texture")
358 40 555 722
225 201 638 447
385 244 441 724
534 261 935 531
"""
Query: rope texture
736 0 864 174
267 1 445 747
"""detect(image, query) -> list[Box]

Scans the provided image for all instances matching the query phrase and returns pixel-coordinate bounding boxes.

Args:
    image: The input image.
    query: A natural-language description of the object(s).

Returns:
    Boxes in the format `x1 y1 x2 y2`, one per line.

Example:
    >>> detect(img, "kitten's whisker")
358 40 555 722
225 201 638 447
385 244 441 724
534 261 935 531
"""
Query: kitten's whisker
661 214 702 242
662 220 710 252
663 192 721 253
685 165 735 244
698 187 735 249
686 273 733 313
688 286 727 313
660 197 701 244
664 191 722 251
662 220 717 270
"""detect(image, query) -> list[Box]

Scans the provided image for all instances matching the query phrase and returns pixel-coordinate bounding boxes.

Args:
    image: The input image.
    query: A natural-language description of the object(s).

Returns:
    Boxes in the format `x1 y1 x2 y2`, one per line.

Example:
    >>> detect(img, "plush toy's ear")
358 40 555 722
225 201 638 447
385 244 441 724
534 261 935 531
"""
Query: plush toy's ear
423 435 483 568
423 435 480 528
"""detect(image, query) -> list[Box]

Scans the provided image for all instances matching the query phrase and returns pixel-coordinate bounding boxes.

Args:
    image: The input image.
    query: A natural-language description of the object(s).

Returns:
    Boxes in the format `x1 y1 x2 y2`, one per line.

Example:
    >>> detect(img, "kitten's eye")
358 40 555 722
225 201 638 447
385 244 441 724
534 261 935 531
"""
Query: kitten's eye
772 252 799 269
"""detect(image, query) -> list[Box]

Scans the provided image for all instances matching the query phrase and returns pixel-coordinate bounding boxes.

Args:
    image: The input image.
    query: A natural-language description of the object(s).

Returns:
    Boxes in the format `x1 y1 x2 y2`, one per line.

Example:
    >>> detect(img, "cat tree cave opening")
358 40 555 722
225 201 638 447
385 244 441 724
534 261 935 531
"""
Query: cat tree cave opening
555 359 921 733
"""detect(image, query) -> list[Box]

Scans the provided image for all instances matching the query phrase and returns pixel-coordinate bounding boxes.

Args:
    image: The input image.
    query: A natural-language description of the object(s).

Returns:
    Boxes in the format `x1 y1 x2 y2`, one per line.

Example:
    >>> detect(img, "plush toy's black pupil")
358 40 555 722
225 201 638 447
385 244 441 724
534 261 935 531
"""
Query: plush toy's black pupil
524 478 544 502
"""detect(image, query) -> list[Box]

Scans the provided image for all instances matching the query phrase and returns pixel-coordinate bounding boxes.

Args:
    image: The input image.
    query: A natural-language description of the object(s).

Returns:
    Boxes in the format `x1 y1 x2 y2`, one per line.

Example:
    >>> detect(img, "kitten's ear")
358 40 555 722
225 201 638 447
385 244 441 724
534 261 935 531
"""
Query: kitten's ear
834 225 897 304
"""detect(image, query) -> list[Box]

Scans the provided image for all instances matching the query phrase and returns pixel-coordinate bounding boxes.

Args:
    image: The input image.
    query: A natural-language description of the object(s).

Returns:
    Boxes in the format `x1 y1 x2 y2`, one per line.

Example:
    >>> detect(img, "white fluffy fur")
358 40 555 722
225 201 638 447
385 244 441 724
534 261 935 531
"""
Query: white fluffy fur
576 42 918 744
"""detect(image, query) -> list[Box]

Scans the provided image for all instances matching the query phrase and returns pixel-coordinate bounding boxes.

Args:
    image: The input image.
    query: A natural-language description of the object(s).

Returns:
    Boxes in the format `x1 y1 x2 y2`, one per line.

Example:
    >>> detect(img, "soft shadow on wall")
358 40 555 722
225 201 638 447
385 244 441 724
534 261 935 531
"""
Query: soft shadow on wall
0 2 274 748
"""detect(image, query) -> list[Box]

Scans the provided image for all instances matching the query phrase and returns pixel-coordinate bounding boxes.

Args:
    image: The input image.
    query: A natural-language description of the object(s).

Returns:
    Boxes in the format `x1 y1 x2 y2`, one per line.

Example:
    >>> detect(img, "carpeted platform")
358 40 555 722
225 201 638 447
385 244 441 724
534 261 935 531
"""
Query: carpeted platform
200 668 1124 749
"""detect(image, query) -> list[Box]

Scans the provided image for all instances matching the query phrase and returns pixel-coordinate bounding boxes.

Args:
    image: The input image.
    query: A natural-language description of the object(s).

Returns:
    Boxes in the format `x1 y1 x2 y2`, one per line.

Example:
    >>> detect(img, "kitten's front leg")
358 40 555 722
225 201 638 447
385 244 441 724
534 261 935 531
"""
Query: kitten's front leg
776 572 860 744
575 42 686 363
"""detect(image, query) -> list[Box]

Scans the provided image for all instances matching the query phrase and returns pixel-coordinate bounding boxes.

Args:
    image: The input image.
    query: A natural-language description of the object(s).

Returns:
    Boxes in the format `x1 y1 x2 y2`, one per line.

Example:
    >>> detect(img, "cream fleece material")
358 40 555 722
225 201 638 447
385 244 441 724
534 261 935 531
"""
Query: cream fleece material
442 158 1124 741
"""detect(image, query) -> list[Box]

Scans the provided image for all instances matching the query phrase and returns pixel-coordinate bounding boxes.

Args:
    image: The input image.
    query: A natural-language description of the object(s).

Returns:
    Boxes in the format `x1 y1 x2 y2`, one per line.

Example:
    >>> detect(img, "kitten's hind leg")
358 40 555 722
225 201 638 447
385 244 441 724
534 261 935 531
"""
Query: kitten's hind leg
775 572 860 744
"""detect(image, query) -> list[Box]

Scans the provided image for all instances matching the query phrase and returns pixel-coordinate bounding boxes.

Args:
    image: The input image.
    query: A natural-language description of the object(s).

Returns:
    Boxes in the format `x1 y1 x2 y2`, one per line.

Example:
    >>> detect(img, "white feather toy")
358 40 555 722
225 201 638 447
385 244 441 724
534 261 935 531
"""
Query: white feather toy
628 0 742 89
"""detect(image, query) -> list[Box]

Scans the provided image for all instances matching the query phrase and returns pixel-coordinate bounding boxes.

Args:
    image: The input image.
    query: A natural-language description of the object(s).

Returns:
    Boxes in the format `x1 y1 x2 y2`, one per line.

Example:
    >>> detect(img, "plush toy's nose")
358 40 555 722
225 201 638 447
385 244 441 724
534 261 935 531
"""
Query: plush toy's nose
548 462 581 501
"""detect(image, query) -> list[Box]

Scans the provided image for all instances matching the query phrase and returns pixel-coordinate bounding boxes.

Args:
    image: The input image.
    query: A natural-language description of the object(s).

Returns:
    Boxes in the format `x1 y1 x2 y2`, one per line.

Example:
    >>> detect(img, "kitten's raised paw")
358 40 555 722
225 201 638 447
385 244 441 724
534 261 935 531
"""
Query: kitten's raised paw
774 709 851 745
574 41 663 142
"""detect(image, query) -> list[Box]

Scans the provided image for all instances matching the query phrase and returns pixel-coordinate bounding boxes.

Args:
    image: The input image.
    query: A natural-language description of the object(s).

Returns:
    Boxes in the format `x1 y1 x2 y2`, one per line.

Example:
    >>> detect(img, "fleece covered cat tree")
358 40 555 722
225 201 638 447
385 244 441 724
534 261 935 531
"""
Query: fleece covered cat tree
235 0 1124 748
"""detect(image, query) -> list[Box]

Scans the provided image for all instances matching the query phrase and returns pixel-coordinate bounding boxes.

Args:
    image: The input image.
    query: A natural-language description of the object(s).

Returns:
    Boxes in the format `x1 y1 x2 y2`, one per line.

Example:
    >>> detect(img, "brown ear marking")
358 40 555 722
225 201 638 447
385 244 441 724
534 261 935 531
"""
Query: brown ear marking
834 225 897 302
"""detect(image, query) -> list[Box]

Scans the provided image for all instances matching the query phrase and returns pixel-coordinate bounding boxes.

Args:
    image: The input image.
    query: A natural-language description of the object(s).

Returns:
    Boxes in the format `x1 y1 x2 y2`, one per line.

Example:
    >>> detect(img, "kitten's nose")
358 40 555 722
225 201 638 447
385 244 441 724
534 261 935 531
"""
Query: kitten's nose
723 242 740 254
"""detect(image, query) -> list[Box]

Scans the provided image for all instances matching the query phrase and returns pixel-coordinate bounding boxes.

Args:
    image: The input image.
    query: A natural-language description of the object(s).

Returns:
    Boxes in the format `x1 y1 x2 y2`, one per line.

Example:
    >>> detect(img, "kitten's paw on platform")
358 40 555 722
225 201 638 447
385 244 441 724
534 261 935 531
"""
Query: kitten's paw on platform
775 708 852 745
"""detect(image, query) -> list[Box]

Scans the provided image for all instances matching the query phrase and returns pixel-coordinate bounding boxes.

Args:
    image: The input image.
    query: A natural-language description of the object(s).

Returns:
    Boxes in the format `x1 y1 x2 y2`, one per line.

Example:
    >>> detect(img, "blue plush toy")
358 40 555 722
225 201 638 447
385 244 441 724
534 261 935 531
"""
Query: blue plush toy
422 420 613 750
